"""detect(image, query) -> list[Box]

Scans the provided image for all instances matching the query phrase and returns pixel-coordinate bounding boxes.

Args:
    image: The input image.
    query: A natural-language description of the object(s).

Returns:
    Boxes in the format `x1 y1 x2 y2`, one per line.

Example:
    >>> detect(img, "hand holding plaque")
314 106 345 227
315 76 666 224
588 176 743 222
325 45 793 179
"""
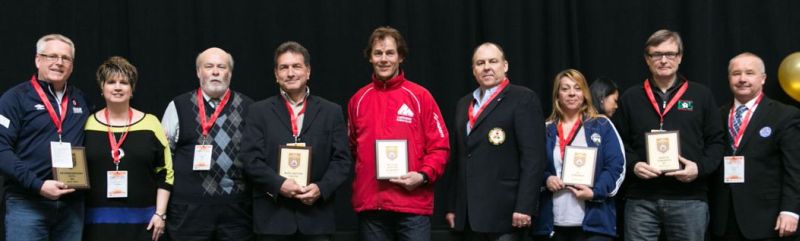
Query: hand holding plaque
278 146 312 187
52 147 90 190
645 131 681 172
561 146 598 187
375 140 408 179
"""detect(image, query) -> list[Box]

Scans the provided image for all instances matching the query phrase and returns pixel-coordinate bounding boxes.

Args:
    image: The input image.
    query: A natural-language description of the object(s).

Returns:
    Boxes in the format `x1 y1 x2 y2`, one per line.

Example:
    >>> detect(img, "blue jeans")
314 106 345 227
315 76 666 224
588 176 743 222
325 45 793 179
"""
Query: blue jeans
358 211 431 241
624 199 708 241
5 193 85 241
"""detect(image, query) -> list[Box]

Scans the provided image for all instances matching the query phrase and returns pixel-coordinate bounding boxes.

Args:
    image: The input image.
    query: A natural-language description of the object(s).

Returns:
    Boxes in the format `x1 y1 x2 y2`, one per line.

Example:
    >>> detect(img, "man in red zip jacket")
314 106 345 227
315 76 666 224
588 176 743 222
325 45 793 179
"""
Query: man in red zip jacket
347 26 450 241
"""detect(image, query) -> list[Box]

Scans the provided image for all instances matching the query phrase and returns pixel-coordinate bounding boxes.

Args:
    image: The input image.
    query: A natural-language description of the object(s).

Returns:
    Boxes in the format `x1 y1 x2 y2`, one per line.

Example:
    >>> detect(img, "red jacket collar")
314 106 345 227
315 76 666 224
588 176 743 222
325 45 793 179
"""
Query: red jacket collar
371 71 406 90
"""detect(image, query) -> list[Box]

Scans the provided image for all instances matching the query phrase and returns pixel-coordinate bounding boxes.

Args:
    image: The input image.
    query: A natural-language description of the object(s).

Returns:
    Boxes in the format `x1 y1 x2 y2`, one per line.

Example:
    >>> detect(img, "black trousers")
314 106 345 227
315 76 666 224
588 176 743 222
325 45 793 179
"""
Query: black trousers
712 204 797 241
166 201 253 241
532 227 613 241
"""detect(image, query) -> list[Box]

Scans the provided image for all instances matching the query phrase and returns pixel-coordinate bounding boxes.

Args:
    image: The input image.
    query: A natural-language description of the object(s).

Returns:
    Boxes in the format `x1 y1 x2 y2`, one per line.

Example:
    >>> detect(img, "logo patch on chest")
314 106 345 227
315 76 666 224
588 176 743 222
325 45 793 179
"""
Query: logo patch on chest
677 100 694 111
396 104 414 123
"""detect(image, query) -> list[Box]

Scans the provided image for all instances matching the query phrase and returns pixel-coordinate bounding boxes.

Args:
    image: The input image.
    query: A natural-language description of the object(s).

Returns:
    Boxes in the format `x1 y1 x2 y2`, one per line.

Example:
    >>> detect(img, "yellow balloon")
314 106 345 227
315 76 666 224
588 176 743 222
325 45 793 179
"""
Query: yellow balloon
778 52 800 102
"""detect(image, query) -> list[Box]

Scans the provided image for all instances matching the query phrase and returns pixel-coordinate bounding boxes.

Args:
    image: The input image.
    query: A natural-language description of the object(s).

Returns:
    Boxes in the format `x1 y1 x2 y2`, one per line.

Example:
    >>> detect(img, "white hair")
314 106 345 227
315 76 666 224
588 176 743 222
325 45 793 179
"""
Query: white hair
195 47 234 71
36 34 75 58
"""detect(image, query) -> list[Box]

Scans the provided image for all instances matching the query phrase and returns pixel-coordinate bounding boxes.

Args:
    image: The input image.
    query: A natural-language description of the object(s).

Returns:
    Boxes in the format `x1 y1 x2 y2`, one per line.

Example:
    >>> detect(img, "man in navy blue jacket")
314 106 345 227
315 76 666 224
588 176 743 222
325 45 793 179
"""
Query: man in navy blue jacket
0 34 90 241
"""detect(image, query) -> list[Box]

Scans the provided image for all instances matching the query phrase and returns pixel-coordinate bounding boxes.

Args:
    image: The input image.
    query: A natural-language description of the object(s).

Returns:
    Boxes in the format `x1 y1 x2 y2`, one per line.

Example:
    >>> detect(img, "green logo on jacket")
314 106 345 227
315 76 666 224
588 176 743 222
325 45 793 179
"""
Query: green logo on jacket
677 100 693 111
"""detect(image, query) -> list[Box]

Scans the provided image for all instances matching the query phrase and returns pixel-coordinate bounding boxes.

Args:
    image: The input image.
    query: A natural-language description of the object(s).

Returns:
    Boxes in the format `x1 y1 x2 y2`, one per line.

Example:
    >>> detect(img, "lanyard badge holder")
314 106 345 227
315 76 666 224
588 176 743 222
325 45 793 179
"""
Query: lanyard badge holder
193 89 231 170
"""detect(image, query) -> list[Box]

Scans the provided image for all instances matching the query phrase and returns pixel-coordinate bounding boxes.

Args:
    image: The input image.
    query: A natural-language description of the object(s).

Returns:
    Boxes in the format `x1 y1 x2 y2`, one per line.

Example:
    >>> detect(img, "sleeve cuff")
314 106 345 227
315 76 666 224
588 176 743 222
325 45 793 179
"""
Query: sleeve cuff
590 189 607 202
317 183 332 200
780 211 800 220
32 179 45 193
158 183 173 192
417 167 435 183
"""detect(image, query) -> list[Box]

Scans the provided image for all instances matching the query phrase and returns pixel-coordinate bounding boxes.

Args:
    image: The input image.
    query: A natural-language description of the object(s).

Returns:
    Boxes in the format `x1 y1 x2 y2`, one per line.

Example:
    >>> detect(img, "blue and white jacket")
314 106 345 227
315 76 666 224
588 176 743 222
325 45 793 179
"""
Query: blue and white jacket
532 116 625 237
0 78 90 196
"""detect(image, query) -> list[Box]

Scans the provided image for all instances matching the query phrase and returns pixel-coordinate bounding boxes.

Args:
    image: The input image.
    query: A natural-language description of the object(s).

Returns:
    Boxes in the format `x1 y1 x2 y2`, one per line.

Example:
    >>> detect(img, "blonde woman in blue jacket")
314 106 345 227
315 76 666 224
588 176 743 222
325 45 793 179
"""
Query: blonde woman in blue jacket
532 69 625 241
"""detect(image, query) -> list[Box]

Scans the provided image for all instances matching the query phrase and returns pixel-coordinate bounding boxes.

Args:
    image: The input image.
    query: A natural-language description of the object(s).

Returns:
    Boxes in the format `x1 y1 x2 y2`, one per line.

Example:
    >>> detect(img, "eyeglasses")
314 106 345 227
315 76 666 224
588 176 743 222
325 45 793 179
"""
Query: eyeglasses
38 54 73 64
647 52 680 61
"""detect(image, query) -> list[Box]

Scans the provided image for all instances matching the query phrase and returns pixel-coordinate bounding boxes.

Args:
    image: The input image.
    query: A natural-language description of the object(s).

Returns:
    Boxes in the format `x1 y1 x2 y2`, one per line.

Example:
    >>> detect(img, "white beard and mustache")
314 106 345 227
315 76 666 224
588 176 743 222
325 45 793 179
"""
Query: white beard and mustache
201 77 229 97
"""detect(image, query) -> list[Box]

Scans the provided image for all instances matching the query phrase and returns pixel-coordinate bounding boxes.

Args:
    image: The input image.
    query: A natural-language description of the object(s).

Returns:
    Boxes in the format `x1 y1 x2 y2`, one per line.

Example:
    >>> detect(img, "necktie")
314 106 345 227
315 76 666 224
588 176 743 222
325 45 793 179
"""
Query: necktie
730 105 748 139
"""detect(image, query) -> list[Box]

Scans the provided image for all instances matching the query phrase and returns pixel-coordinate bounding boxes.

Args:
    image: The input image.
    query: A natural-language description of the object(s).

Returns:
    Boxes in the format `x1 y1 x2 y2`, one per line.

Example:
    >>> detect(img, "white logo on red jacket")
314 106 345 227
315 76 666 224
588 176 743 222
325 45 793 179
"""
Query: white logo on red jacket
396 104 414 123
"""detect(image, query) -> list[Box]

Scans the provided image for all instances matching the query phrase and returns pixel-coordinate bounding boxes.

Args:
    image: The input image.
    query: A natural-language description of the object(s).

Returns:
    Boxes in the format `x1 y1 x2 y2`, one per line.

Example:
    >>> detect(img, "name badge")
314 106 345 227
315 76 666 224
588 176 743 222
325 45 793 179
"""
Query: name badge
107 171 128 198
50 142 74 168
723 156 745 183
193 145 213 170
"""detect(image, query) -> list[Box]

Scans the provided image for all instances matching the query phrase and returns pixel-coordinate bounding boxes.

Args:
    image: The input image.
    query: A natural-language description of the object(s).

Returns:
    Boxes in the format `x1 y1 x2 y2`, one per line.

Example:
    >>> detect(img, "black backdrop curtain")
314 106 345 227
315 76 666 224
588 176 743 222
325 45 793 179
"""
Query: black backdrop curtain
2 0 800 239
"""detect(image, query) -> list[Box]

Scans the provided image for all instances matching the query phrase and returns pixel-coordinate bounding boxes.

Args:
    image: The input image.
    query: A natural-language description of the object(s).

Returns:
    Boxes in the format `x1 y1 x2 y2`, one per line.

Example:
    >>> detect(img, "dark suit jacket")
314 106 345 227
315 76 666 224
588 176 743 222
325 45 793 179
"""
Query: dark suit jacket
710 96 800 239
446 84 547 233
240 94 352 235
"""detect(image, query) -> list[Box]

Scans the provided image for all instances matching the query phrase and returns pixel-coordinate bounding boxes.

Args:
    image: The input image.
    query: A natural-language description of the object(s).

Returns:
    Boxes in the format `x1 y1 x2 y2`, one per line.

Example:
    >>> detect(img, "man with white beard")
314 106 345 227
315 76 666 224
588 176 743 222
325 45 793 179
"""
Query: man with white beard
161 47 255 240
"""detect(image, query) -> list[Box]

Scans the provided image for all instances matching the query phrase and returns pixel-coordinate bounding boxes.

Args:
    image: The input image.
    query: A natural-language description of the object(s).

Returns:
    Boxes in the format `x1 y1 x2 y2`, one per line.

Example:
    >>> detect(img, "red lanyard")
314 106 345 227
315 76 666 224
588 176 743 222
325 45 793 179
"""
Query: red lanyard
643 79 689 130
727 94 763 150
105 108 133 166
468 79 509 129
196 89 231 139
282 96 308 141
29 75 69 141
557 118 582 158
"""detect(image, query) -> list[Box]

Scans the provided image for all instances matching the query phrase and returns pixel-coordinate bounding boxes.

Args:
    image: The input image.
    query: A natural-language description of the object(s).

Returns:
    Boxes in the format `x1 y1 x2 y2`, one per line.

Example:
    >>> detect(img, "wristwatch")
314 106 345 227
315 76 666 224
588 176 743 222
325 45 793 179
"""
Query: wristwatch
418 172 429 185
154 212 167 221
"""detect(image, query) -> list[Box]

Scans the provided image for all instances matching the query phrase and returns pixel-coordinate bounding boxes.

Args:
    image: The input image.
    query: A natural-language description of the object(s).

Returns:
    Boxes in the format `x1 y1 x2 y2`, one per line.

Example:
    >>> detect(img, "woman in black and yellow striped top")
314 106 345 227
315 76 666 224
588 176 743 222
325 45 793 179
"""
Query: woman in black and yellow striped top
83 56 173 241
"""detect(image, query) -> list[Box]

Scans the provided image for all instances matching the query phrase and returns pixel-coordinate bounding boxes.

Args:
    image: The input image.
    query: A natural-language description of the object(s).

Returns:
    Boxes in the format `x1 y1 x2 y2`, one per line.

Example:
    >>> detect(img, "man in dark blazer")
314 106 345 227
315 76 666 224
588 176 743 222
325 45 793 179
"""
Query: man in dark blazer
445 42 546 241
710 52 800 241
241 41 352 241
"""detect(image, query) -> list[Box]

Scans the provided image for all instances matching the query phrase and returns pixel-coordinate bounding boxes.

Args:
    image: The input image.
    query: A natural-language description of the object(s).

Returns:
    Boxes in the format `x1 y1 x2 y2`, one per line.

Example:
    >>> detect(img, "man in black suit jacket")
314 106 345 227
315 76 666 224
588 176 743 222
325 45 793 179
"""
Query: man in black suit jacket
445 42 546 241
710 52 800 241
241 41 352 241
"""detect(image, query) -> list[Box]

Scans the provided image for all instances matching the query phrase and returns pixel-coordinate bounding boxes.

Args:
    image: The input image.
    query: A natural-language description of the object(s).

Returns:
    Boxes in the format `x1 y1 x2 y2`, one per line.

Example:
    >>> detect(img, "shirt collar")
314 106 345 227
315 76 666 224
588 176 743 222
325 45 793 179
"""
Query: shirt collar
37 77 68 98
201 90 232 108
371 70 406 90
472 83 502 105
280 86 310 106
648 75 685 94
734 94 761 110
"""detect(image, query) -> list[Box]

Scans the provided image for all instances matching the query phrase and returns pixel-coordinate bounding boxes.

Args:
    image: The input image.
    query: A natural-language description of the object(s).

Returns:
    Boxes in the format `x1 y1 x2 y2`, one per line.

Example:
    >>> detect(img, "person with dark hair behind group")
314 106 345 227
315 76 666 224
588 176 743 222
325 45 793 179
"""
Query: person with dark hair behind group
83 56 173 241
589 77 619 117
588 76 623 241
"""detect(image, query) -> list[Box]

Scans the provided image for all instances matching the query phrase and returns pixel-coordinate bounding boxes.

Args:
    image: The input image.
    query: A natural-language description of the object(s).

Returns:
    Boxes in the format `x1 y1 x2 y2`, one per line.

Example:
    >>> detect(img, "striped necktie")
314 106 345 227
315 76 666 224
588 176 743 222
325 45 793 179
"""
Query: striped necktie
730 105 748 139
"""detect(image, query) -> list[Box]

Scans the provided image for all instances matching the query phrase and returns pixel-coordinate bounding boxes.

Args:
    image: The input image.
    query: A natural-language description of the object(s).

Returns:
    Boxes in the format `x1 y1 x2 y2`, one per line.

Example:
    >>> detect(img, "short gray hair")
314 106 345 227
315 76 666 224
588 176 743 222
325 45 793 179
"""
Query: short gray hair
195 47 234 70
644 29 683 55
36 34 75 58
728 52 765 74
